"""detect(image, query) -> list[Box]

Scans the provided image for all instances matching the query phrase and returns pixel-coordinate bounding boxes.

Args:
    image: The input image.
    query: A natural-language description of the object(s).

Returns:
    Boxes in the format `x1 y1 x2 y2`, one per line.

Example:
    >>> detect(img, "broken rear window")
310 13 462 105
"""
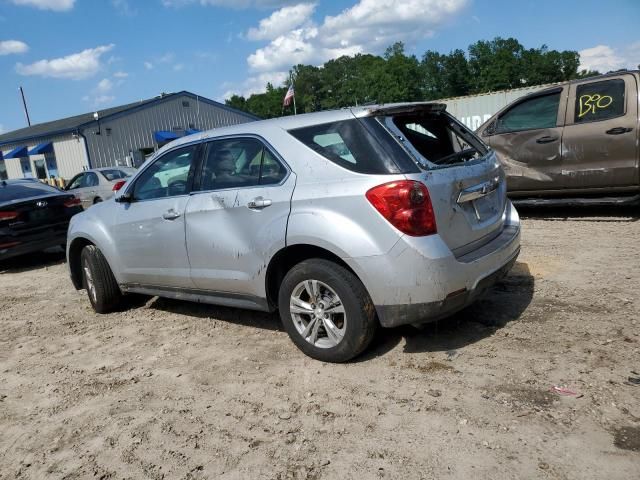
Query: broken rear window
385 113 489 168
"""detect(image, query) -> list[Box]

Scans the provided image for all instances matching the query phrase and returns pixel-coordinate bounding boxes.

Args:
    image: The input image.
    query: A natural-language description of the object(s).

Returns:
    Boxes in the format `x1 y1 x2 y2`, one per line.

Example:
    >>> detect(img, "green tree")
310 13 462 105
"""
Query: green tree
468 37 526 92
226 37 592 118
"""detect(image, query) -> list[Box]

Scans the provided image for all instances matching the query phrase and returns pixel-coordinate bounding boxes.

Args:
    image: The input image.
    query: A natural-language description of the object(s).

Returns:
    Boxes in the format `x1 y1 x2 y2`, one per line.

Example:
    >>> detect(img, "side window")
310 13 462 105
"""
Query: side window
495 92 561 133
133 145 197 200
260 149 286 185
289 119 406 174
85 172 99 187
574 79 625 123
199 138 263 191
67 173 85 190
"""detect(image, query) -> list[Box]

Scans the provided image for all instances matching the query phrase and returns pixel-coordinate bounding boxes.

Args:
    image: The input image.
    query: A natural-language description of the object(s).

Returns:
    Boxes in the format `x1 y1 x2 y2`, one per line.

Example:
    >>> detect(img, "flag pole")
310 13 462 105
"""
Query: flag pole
291 73 297 115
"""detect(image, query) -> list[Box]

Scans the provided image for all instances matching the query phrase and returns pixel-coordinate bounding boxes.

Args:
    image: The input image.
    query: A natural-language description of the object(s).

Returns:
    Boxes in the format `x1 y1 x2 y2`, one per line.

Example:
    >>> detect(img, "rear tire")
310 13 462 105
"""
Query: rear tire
94 197 102 204
81 245 121 313
278 259 377 362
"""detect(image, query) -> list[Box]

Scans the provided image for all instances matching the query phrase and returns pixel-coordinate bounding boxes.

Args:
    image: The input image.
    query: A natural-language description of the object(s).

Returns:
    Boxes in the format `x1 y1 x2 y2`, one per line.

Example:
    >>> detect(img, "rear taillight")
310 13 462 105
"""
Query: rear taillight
64 197 82 208
366 180 437 236
0 211 19 221
112 180 126 192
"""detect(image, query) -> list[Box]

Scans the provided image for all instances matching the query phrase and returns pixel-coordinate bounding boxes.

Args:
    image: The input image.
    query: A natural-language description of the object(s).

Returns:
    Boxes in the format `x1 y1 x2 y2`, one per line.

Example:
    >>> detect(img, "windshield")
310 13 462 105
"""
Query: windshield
100 169 134 181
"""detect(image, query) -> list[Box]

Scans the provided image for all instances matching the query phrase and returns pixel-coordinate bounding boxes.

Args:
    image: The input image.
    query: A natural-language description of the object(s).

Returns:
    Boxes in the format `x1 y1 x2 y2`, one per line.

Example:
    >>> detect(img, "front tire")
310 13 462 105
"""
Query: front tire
81 245 121 313
278 259 377 362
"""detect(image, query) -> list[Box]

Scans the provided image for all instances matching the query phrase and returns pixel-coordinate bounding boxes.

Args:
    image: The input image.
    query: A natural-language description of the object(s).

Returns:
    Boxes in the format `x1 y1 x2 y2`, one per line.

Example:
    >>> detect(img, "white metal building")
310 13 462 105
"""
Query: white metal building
0 91 258 182
441 82 559 130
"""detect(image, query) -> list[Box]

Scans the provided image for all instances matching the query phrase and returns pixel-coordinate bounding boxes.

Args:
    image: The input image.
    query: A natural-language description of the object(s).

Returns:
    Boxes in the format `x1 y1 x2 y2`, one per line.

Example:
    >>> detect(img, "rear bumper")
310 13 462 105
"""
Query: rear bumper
346 202 521 328
0 231 67 261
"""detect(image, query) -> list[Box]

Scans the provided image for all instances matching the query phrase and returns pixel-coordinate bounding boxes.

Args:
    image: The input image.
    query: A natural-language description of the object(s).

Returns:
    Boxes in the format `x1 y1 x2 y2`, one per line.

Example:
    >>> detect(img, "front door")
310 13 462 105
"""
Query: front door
487 88 568 194
562 74 638 191
185 137 294 300
111 143 200 288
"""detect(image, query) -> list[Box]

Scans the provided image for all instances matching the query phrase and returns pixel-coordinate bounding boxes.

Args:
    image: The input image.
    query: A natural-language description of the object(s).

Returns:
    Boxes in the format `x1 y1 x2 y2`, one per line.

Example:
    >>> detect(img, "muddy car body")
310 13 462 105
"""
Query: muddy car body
67 103 520 361
477 71 639 204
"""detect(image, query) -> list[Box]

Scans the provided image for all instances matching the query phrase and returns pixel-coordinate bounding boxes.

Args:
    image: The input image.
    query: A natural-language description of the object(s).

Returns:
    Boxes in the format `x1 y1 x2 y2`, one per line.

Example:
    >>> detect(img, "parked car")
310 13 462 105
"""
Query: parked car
65 167 137 209
477 71 639 205
67 103 520 362
0 179 83 261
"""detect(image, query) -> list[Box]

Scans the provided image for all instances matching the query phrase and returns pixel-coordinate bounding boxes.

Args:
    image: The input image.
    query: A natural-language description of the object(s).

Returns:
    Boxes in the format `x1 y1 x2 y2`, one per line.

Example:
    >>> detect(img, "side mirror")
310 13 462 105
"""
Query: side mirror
115 192 133 203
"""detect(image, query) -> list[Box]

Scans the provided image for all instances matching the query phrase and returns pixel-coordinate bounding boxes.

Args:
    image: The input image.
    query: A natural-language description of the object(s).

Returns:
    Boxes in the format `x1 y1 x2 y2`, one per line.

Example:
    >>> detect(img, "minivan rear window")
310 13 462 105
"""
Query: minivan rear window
288 118 418 174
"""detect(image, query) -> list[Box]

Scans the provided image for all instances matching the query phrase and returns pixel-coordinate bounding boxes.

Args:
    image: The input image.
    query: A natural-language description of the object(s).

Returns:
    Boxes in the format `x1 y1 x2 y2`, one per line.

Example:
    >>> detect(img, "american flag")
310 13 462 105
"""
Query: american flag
283 84 295 107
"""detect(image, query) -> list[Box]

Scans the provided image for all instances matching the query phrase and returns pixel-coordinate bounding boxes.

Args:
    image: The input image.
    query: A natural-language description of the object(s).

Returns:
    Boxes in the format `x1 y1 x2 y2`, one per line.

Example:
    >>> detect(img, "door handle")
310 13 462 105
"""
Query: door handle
536 135 558 144
247 197 272 209
162 209 181 220
606 127 632 135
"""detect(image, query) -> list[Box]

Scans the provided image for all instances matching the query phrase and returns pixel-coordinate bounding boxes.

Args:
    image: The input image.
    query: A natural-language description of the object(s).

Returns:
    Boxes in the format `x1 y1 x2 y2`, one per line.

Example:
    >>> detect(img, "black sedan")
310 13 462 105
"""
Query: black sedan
0 179 83 261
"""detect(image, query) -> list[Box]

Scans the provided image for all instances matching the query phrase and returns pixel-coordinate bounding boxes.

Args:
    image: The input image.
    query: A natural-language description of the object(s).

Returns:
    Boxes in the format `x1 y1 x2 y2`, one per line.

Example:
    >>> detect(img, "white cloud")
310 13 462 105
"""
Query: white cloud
10 0 75 11
113 71 128 78
96 78 113 93
0 40 29 55
112 0 136 15
222 70 288 99
579 45 625 72
162 0 298 8
158 52 175 64
83 77 119 106
246 0 468 73
579 44 640 73
247 3 316 40
144 52 183 71
83 94 115 106
15 44 115 80
0 124 5 134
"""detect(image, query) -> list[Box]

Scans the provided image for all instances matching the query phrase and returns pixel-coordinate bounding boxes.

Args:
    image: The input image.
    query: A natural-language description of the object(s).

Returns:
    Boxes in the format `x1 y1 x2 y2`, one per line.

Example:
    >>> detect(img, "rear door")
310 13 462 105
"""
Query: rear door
562 74 638 190
110 144 200 288
185 136 294 299
484 88 568 193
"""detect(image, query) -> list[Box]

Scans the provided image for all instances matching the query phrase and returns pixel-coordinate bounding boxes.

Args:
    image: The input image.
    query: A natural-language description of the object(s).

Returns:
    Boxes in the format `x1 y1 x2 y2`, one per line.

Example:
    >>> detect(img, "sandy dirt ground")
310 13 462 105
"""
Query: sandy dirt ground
1 207 639 479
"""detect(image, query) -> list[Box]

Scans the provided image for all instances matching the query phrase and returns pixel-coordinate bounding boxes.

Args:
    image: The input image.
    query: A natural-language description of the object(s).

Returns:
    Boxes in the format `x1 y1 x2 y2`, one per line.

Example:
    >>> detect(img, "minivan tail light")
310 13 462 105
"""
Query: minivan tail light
0 211 19 221
366 180 437 236
63 197 82 208
112 180 126 192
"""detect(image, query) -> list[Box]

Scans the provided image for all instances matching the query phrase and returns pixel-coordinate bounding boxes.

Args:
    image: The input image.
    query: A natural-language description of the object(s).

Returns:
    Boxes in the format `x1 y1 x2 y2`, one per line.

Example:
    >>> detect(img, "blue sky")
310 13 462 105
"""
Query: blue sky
0 0 638 134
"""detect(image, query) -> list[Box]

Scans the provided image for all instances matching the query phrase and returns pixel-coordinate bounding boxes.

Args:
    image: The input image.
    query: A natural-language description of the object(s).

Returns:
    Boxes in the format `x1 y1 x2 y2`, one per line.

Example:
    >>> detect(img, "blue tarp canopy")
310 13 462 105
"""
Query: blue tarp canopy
154 130 179 143
185 128 201 136
28 142 54 155
4 146 28 158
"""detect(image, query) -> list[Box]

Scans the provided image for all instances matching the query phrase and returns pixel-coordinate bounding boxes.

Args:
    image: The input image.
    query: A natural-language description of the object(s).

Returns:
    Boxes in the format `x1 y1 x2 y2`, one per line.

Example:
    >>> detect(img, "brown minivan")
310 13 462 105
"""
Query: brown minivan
477 71 639 205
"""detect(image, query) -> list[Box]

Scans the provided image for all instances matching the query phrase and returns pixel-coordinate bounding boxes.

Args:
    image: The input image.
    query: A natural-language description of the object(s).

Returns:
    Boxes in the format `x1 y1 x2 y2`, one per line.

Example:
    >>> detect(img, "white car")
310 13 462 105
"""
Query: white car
65 167 137 209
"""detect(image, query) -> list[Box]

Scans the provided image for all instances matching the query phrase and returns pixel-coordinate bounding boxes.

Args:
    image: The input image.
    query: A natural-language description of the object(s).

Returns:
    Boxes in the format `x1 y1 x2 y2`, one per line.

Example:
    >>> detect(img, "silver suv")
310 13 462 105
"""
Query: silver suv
67 103 520 362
